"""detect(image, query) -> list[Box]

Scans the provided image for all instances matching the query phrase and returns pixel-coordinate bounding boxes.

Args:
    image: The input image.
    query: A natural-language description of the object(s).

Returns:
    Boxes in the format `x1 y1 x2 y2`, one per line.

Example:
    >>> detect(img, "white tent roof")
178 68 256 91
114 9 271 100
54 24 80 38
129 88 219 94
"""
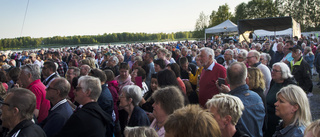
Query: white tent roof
205 19 238 34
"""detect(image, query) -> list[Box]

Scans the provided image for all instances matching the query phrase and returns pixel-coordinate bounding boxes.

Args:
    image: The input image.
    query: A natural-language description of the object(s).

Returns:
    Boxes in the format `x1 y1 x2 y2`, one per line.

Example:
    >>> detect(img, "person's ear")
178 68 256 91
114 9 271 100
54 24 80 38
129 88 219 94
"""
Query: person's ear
12 107 20 116
292 104 299 113
224 115 232 125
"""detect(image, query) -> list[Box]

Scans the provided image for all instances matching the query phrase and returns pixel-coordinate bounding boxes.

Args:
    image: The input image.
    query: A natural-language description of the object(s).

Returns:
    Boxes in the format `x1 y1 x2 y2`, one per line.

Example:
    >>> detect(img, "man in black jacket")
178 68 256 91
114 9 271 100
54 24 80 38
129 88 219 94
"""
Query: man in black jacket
1 88 46 137
289 46 313 96
55 76 113 137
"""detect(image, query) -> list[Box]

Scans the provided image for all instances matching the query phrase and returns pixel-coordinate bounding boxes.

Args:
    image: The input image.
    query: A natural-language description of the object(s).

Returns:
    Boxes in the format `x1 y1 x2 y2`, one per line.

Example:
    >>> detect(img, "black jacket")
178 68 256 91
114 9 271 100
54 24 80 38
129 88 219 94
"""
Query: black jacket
289 57 313 92
55 102 114 137
5 120 46 137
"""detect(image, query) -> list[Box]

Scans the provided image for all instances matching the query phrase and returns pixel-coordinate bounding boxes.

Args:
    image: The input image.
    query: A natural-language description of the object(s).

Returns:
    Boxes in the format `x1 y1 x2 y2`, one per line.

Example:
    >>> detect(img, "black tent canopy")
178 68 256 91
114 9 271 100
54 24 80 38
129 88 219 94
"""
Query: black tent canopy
238 16 301 42
238 16 293 34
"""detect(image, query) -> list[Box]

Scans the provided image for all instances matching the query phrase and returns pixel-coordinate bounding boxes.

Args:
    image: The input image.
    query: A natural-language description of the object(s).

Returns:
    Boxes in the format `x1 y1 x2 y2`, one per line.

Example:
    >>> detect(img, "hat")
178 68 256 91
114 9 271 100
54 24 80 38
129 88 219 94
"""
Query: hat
289 45 303 51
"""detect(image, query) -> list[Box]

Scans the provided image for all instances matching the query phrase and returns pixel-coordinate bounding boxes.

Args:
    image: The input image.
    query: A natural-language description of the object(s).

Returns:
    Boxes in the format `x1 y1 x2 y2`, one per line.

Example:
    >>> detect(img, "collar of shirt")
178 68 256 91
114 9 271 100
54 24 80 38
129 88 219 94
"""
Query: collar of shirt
45 72 56 82
51 99 67 111
206 61 215 71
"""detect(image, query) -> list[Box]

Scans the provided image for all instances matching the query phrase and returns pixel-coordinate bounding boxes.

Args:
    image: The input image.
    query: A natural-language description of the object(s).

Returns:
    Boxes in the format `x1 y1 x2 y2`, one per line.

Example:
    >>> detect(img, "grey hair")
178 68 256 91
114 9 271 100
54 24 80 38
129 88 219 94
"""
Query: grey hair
225 49 234 58
272 62 293 79
276 85 311 127
110 55 119 64
248 50 261 60
78 76 102 101
261 53 271 64
52 78 70 98
124 127 158 137
122 85 142 106
21 64 41 80
206 93 244 125
200 47 215 60
239 49 248 59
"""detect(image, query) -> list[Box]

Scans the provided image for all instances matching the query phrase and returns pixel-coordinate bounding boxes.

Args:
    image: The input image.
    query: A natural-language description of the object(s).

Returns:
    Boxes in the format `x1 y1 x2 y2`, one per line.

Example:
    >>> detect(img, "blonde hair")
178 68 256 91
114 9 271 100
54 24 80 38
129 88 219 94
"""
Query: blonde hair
206 93 244 125
124 126 158 137
164 104 221 137
247 67 265 90
304 119 320 137
277 85 311 127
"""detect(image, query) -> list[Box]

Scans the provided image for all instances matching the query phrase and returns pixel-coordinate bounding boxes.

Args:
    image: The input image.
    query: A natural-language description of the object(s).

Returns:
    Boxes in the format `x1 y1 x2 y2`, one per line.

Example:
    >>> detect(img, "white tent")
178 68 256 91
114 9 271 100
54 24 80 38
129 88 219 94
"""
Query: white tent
205 19 238 40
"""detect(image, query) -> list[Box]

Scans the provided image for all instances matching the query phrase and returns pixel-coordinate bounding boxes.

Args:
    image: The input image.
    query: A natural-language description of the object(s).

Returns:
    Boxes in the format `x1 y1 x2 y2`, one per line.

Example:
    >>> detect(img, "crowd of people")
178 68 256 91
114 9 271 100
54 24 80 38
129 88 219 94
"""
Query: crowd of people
0 35 319 137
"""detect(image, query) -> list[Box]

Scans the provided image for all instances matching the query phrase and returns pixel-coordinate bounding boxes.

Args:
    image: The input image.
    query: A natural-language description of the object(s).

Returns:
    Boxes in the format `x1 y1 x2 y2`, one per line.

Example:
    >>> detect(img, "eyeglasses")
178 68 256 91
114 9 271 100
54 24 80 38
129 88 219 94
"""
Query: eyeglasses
0 101 11 107
119 94 126 98
46 86 58 91
237 56 243 59
272 69 281 73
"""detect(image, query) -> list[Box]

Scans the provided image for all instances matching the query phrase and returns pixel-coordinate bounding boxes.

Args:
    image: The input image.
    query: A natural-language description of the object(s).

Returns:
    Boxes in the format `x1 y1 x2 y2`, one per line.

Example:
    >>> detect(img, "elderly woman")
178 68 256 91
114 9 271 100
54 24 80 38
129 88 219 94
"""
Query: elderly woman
265 62 297 137
206 93 248 137
124 126 158 137
150 86 185 137
237 49 248 67
119 85 150 132
260 53 272 68
164 104 221 137
273 85 311 137
303 47 314 75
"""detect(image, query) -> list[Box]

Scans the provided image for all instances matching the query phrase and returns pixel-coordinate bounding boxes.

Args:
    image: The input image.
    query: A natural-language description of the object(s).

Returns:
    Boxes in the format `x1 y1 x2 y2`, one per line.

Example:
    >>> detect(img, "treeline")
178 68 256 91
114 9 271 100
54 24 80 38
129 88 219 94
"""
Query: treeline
0 31 193 50
194 0 320 38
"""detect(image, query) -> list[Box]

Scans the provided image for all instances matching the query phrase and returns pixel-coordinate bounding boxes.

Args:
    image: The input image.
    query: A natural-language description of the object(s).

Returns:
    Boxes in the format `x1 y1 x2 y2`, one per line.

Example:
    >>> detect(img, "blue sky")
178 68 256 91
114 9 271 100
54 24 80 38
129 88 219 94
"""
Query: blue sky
0 0 249 39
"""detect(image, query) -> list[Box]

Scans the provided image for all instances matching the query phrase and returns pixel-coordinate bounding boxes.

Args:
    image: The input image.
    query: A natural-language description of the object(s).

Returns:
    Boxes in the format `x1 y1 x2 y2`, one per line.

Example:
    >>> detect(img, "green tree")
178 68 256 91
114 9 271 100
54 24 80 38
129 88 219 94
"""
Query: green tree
194 11 208 38
208 4 233 27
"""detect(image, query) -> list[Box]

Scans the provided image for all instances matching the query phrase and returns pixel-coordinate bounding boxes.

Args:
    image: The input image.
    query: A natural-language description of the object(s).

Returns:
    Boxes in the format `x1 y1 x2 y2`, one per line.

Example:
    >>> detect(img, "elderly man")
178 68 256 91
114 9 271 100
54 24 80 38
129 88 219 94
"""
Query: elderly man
29 53 42 67
247 50 271 95
79 64 91 76
198 47 227 107
223 49 237 69
40 78 73 137
42 61 59 87
18 64 50 123
1 88 46 137
56 76 113 137
289 46 313 96
106 55 120 76
273 42 285 63
218 62 265 137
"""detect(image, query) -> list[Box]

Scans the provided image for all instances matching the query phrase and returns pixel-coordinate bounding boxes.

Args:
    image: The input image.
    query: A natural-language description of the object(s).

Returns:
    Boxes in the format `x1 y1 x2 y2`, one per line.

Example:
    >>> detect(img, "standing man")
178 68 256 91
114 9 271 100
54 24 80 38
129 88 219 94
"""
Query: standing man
1 88 46 137
56 76 114 137
29 53 42 68
223 49 237 69
219 62 265 137
143 52 155 88
289 46 313 96
18 64 50 123
42 61 59 87
79 64 91 76
198 47 227 107
262 41 275 67
40 78 73 137
247 50 271 95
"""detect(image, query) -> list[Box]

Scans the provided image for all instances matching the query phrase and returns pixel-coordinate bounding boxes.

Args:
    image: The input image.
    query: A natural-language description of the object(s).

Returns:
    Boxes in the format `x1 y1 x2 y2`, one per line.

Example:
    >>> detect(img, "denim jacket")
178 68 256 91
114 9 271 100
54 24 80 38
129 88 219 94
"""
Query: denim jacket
229 84 265 137
272 122 305 137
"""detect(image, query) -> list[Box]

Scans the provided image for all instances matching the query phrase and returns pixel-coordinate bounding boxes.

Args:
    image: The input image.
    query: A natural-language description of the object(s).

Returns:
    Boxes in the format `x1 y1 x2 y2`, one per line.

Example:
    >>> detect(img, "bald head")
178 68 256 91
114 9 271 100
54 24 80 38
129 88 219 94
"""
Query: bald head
227 62 247 86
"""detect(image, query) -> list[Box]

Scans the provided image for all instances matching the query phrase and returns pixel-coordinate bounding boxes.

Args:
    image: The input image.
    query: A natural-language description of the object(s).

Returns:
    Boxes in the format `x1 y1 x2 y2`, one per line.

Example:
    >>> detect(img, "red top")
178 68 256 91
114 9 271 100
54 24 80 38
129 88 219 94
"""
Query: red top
27 79 50 123
176 77 186 94
198 63 227 107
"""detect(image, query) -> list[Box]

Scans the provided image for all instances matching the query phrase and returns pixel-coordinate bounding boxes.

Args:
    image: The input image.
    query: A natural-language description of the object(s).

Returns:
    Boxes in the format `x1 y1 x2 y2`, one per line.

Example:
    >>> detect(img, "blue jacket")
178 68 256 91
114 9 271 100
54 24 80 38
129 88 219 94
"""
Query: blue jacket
98 84 114 116
303 53 314 68
272 122 305 137
40 101 73 137
229 84 265 137
127 106 150 127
